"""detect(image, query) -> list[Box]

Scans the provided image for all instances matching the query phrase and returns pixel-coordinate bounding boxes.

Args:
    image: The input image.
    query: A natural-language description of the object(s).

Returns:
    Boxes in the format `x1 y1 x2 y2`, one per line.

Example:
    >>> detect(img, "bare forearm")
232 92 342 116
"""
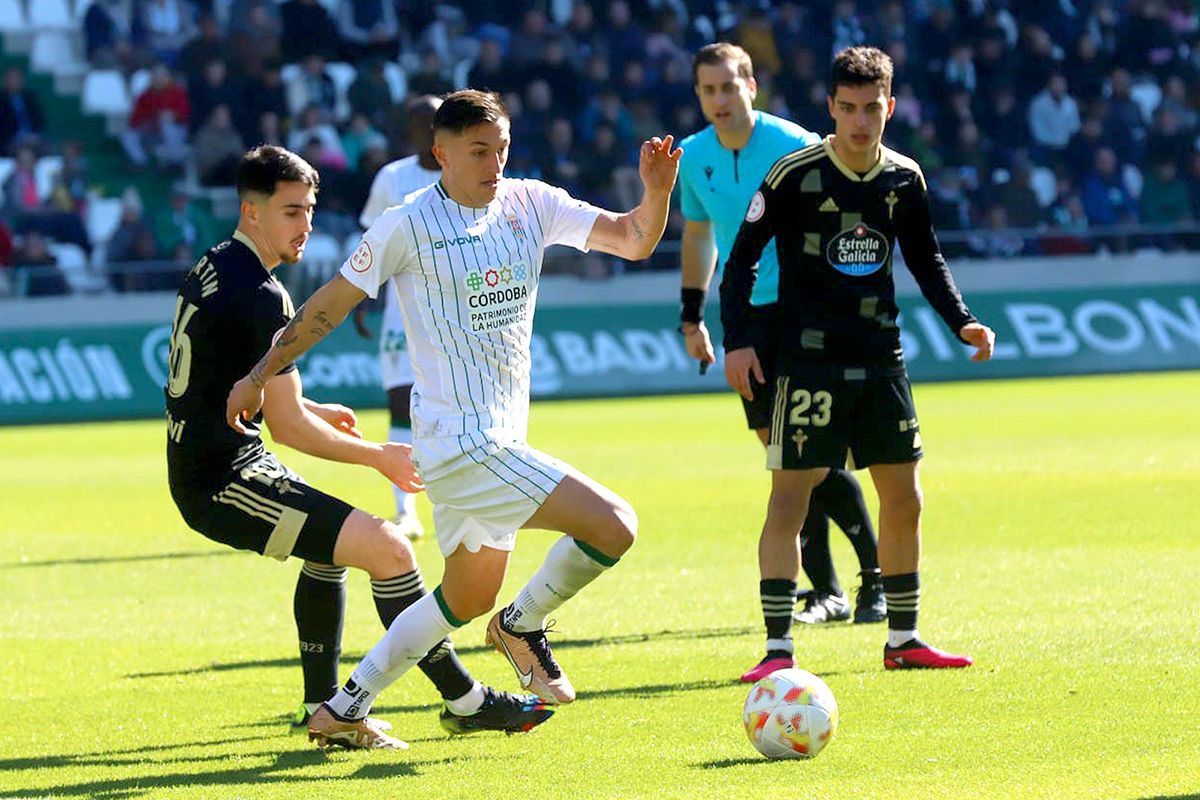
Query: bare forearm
621 189 672 260
681 228 717 291
272 410 381 468
247 279 360 388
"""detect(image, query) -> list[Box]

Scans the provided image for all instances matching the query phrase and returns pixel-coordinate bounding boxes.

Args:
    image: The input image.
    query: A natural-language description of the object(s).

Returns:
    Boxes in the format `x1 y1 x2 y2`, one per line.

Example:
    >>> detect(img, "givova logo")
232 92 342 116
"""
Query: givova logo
432 234 483 250
465 262 528 292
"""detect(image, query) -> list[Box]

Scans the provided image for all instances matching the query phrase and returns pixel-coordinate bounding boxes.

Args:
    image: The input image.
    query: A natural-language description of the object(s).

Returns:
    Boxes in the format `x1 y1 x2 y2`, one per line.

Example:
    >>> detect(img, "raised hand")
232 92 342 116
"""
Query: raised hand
638 135 683 195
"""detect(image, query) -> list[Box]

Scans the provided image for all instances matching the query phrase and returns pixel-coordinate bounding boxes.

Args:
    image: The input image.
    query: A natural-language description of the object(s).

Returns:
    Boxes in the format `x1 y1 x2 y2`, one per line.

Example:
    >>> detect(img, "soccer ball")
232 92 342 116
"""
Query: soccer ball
742 668 838 760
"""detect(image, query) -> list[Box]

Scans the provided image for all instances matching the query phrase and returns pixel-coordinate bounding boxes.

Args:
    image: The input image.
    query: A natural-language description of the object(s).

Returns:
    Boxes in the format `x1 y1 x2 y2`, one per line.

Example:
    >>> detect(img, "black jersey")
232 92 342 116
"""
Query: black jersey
165 232 296 496
720 137 975 371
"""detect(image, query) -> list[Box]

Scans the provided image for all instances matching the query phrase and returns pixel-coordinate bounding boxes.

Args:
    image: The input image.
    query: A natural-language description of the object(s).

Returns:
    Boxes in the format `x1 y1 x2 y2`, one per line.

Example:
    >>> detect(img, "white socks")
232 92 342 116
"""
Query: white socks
502 536 616 633
888 629 919 648
326 592 455 719
389 424 417 518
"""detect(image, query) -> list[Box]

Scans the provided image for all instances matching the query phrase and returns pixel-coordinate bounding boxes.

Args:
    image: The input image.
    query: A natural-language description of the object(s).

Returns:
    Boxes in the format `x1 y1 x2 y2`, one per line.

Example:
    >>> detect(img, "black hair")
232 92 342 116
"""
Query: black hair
235 145 319 199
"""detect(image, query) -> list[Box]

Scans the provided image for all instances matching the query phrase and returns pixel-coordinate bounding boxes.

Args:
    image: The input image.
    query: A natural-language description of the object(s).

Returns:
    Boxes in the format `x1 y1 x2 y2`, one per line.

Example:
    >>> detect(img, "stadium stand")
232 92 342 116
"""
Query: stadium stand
0 0 1197 298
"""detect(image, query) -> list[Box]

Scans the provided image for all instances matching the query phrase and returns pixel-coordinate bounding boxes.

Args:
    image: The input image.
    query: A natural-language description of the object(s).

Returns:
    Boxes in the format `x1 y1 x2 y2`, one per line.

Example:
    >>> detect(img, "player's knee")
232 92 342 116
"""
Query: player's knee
884 488 923 526
443 582 500 621
369 521 418 579
610 500 638 554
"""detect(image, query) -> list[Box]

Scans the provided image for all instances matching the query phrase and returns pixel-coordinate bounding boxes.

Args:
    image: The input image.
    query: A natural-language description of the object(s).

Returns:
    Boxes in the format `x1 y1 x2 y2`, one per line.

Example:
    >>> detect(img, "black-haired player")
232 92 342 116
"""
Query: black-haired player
721 47 995 673
165 145 552 749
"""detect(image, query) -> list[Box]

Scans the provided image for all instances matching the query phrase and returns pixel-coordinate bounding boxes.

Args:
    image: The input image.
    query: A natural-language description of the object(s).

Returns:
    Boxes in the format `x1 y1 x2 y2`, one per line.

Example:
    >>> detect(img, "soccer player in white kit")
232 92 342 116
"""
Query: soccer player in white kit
227 90 682 735
355 95 443 538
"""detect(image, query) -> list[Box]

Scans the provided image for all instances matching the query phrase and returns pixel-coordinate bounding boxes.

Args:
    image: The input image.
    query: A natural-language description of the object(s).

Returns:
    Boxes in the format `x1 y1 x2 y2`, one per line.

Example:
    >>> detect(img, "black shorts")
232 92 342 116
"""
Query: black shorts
767 367 923 471
739 303 781 430
171 452 353 564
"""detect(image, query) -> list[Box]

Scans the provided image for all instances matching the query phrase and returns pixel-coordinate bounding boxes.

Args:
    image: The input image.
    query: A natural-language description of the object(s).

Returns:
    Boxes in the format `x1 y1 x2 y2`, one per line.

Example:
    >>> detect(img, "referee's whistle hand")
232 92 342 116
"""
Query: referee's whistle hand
226 376 264 434
724 347 763 401
682 321 716 367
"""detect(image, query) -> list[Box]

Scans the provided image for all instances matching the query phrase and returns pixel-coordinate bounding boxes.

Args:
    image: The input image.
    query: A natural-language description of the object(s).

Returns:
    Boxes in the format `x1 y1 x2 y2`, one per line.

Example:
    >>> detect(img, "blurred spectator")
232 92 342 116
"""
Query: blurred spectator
0 68 45 156
968 205 1026 258
602 1 648 75
1145 107 1192 172
107 189 162 291
579 89 634 145
540 38 585 118
943 43 977 95
120 64 191 170
347 57 393 129
974 27 1015 99
287 107 347 170
419 4 479 67
1081 147 1138 248
11 231 68 297
738 6 783 74
1 145 40 216
57 142 90 211
918 5 957 93
577 122 638 210
228 0 283 72
1013 25 1060 103
407 49 454 97
189 58 243 135
336 0 401 61
1157 75 1196 132
1103 68 1147 165
1063 34 1108 104
193 104 245 186
928 167 973 258
0 219 11 267
254 110 285 147
84 0 149 70
180 13 229 86
153 186 215 260
340 113 387 171
1139 159 1193 232
1043 173 1093 255
994 159 1044 230
286 55 338 123
508 8 554 68
280 0 340 62
141 0 196 68
468 37 521 96
537 117 582 196
1027 74 1081 163
241 63 288 142
1065 113 1106 181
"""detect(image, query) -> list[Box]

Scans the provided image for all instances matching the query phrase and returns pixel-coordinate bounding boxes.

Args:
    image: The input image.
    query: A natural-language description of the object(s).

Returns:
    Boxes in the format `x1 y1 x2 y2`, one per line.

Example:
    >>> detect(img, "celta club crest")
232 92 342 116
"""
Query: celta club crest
792 429 808 458
506 214 525 240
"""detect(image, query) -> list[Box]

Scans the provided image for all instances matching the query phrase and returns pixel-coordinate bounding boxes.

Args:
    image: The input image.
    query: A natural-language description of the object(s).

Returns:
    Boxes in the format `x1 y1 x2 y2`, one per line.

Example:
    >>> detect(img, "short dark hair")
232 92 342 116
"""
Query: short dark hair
828 46 894 98
235 145 319 199
692 42 753 86
434 90 509 134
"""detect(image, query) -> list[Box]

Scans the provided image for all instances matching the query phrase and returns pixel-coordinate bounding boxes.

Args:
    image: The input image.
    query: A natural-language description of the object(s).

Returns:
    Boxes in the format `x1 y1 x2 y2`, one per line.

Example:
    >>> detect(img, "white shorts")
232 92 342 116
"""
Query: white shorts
379 279 414 390
412 435 568 557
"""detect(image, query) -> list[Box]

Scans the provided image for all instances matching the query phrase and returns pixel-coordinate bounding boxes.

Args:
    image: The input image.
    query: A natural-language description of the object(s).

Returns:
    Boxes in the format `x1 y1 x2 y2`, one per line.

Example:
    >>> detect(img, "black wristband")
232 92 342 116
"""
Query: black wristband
680 288 706 324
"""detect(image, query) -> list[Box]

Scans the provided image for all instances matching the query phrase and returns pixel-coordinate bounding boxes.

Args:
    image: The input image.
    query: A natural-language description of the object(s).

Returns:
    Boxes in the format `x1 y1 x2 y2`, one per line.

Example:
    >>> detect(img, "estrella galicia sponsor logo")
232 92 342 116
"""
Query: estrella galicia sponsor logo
826 223 889 276
432 234 483 250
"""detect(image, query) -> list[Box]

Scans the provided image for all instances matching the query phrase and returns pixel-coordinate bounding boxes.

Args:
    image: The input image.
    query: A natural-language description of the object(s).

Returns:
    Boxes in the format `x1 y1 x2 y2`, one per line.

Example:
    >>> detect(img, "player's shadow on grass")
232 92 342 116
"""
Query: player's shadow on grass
694 756 770 769
5 550 234 569
1 737 463 798
126 624 760 680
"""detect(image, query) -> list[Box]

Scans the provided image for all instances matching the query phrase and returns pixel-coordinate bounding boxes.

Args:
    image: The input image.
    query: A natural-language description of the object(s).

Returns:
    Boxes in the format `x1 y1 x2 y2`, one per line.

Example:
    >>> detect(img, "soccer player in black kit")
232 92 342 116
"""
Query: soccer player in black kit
165 145 551 749
721 47 995 672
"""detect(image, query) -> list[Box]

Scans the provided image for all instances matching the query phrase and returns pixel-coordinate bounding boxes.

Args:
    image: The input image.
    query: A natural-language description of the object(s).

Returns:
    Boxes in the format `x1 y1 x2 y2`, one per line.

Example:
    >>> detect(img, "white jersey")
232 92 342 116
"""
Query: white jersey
358 155 440 389
340 178 601 445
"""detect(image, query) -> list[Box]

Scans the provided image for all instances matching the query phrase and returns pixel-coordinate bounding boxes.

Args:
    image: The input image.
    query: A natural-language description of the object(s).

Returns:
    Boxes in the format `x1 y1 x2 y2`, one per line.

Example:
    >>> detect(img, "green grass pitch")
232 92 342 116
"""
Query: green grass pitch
2 372 1198 799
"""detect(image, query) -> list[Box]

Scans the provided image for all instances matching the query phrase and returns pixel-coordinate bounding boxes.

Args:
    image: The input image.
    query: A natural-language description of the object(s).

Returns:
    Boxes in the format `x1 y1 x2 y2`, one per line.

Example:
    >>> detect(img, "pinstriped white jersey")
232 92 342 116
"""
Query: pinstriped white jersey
340 178 601 445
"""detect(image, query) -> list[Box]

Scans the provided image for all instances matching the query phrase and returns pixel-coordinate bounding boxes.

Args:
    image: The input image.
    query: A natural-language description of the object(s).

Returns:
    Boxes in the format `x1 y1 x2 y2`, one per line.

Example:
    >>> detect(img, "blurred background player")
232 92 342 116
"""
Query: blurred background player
722 47 995 678
168 145 551 749
677 43 885 626
355 94 443 539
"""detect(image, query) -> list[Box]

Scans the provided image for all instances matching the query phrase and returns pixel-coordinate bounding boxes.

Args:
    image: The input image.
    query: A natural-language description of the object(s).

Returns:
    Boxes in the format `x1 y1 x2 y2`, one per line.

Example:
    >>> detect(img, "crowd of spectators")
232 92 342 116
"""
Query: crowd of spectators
3 0 1200 295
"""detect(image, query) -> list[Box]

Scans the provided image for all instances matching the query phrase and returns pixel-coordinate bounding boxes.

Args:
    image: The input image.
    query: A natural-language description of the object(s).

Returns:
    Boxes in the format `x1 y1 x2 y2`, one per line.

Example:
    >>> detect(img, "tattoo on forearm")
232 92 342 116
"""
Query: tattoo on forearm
310 310 335 338
249 359 269 389
276 306 303 348
631 215 648 240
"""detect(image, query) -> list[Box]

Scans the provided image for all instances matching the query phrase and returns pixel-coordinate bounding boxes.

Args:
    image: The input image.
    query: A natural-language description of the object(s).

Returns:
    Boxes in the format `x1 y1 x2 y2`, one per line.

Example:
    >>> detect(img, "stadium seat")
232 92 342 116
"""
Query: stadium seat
326 61 358 121
48 242 105 294
29 31 81 76
382 62 408 104
86 195 124 246
1129 81 1162 124
0 157 14 190
33 156 63 203
452 59 474 90
80 69 132 117
29 0 74 31
1123 163 1144 199
0 0 28 33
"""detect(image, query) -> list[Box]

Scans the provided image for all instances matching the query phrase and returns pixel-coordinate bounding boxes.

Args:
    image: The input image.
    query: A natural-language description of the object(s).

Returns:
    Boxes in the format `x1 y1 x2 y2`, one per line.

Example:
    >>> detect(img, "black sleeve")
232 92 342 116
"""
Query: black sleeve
897 177 976 341
246 284 298 375
719 182 777 351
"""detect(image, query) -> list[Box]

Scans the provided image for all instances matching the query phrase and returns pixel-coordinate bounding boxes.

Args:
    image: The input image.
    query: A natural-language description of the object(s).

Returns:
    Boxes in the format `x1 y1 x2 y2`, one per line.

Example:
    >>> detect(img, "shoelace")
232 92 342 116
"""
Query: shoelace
518 620 563 678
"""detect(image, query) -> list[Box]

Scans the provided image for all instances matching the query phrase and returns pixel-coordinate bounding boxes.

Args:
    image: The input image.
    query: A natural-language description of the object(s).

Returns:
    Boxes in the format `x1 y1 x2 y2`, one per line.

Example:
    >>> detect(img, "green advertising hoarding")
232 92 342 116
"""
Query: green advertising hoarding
0 283 1197 425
